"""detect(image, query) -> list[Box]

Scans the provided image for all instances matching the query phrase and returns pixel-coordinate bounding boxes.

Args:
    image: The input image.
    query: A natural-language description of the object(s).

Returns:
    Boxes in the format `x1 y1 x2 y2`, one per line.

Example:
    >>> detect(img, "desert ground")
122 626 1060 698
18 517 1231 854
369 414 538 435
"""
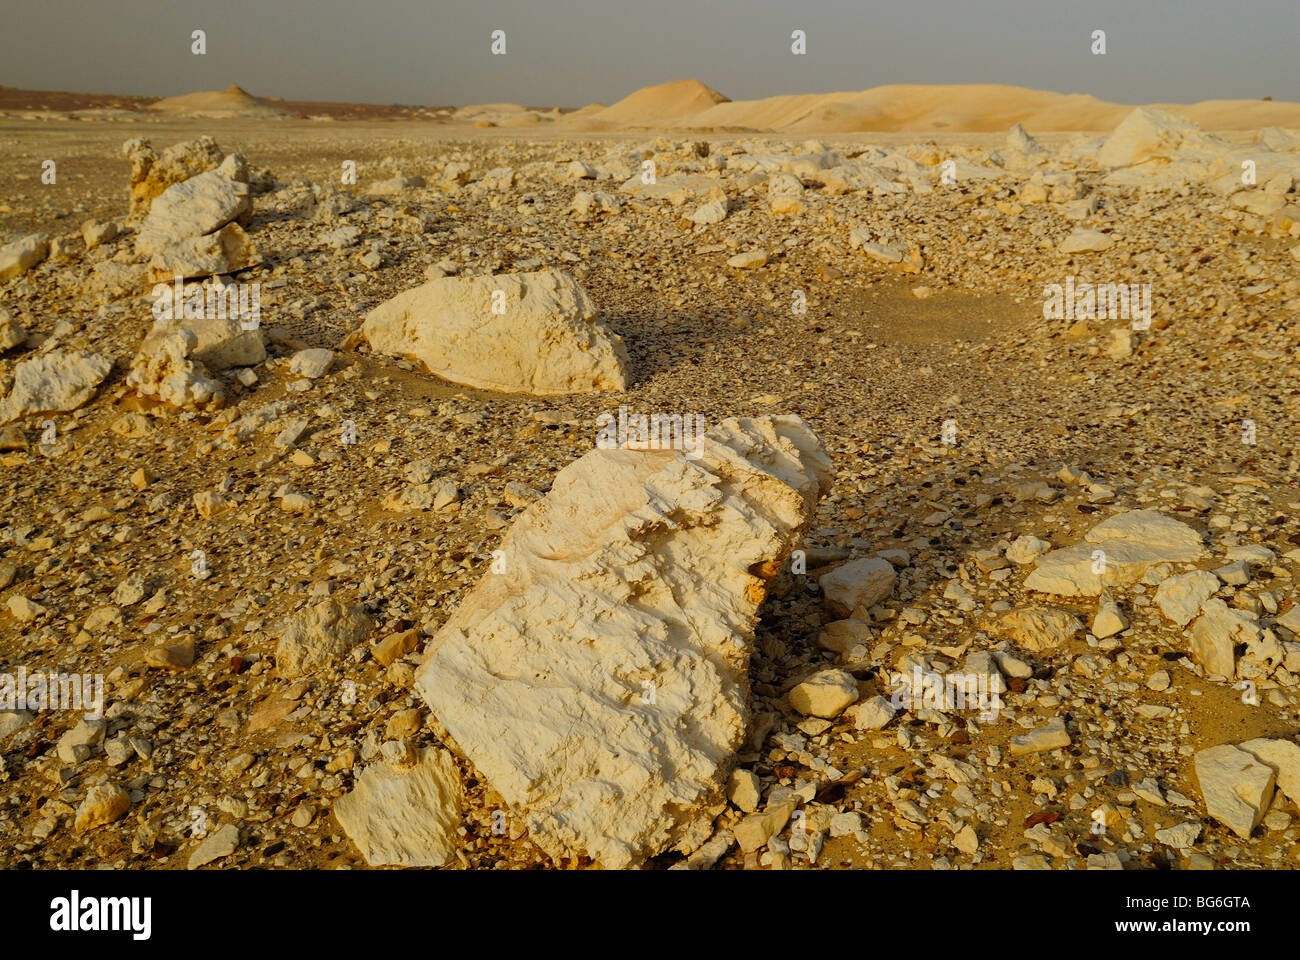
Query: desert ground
1 80 1299 871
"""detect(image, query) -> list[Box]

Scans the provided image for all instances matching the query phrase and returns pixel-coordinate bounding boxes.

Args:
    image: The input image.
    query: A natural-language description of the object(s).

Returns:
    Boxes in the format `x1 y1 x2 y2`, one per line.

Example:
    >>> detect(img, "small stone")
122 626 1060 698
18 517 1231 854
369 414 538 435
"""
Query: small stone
788 669 859 718
1155 571 1220 627
1009 717 1072 756
74 782 130 832
819 557 896 617
830 812 862 837
727 769 761 813
844 695 896 731
187 823 241 869
726 250 768 269
1155 821 1201 849
289 348 334 379
1092 600 1128 639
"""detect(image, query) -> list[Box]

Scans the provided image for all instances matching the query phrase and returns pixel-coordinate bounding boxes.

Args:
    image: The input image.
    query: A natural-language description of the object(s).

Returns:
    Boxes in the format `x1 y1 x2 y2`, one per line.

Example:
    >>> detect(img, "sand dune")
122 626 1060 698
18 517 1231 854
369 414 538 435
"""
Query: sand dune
560 80 1300 133
149 84 293 118
588 78 729 125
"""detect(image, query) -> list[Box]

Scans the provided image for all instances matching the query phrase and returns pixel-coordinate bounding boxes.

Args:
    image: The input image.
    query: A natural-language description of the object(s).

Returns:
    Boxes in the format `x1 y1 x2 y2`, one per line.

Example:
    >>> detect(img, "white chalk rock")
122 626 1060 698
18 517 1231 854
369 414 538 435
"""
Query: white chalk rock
0 350 111 424
334 747 463 867
362 269 629 396
414 415 833 868
1194 743 1275 839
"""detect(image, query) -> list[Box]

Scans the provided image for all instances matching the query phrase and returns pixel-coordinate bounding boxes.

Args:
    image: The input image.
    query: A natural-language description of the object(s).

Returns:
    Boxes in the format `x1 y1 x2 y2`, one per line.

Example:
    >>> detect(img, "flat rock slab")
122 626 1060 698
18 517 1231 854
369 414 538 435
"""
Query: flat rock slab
334 748 463 867
1009 717 1072 755
1025 509 1205 597
362 269 629 396
990 607 1082 653
415 416 833 868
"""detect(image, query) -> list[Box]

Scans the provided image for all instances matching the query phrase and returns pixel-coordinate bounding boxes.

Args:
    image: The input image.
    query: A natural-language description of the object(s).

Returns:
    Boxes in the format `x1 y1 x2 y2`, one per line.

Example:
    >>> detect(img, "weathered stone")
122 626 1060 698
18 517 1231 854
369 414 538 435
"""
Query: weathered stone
123 135 226 216
818 557 896 618
845 695 896 731
333 747 463 867
74 781 130 832
0 351 112 424
1092 599 1129 639
1239 737 1300 808
125 331 224 410
1194 743 1275 839
186 823 241 869
1009 717 1072 755
992 607 1082 653
289 348 334 379
0 309 26 351
0 233 49 282
363 269 629 395
274 599 373 678
1006 535 1051 565
414 416 832 868
727 768 761 813
1155 570 1220 627
1098 108 1220 168
1059 230 1113 254
788 669 858 718
136 167 251 257
1189 599 1255 677
1025 510 1205 596
146 222 260 280
734 800 798 853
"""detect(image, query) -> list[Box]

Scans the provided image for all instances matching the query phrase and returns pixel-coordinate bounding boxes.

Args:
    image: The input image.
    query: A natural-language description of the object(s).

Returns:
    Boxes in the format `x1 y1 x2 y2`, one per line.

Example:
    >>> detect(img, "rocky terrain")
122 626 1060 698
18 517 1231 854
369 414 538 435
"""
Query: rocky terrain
1 102 1299 871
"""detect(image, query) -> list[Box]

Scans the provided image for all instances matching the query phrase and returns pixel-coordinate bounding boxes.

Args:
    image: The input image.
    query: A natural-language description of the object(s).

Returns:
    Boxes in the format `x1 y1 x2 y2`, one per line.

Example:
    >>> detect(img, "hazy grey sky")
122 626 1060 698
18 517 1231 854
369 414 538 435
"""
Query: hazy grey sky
3 0 1296 107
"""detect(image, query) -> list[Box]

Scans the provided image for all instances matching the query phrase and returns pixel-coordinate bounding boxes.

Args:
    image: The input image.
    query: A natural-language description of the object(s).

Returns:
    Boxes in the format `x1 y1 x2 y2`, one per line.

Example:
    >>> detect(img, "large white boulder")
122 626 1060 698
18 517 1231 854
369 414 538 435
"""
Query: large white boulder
414 416 833 868
362 269 629 395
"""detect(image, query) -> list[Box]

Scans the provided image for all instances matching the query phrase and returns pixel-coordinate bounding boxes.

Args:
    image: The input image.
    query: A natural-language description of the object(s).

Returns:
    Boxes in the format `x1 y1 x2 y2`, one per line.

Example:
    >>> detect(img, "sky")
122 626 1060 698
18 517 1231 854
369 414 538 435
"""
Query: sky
2 0 1296 108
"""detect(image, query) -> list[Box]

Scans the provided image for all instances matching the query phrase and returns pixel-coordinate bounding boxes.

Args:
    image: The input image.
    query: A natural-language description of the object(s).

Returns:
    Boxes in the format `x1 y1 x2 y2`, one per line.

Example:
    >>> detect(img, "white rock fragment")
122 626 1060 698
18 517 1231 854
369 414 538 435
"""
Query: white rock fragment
274 599 373 678
1059 230 1113 254
0 351 112 424
1194 743 1275 839
1025 510 1205 597
818 557 896 618
289 348 334 379
186 823 241 869
0 233 50 281
333 747 463 867
1009 717 1072 756
1154 570 1221 627
414 416 833 868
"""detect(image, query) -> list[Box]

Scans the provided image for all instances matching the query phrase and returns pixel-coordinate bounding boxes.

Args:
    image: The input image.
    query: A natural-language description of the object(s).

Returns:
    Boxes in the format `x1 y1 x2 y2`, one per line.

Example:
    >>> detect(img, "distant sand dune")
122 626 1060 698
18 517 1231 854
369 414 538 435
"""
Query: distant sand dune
149 85 293 118
587 78 729 125
554 80 1300 133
